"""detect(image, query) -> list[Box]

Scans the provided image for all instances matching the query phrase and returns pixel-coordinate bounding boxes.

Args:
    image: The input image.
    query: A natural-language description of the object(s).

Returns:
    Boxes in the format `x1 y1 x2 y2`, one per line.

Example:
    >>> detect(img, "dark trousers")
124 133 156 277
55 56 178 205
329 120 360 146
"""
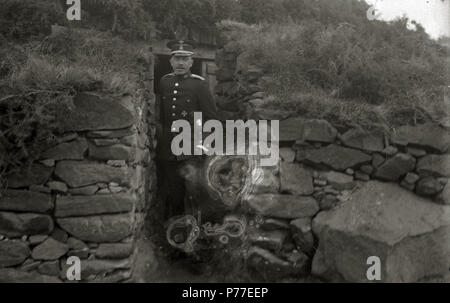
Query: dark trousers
157 160 187 221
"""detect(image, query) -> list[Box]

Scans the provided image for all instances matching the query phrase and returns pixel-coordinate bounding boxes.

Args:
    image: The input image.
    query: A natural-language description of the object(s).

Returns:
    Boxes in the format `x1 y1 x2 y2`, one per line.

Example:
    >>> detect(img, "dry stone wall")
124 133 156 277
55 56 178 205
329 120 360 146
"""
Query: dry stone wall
215 34 450 282
0 53 156 283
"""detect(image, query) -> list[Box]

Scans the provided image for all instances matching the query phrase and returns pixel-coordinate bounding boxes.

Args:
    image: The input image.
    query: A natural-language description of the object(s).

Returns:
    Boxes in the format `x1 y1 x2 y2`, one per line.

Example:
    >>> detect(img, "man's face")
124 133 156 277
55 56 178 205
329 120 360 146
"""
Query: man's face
170 55 193 75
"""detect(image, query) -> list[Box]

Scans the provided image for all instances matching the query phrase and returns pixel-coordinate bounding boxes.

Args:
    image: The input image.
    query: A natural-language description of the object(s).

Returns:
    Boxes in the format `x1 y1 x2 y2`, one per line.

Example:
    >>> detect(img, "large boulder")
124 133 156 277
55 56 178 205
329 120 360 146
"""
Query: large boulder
312 181 450 282
0 190 53 213
55 161 131 188
246 194 318 219
392 123 450 153
56 93 137 131
301 145 371 171
57 214 134 242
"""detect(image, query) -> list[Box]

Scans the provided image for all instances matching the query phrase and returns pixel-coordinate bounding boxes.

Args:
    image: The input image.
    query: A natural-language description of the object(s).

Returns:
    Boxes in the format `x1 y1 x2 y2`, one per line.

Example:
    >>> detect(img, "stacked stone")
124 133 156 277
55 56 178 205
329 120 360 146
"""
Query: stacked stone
0 90 155 282
239 117 450 282
214 33 293 121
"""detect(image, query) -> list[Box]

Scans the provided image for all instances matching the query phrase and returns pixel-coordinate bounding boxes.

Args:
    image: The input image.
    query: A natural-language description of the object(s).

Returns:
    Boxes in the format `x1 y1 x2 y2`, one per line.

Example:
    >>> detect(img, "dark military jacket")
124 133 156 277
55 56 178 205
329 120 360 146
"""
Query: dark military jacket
156 72 218 161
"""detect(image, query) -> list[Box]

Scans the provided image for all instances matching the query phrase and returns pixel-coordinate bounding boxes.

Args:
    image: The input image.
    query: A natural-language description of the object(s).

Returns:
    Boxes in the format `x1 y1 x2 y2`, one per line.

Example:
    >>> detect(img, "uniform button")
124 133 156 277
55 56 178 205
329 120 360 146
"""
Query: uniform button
173 97 176 101
175 83 179 87
172 105 176 109
174 90 178 94
172 113 176 117
186 99 190 103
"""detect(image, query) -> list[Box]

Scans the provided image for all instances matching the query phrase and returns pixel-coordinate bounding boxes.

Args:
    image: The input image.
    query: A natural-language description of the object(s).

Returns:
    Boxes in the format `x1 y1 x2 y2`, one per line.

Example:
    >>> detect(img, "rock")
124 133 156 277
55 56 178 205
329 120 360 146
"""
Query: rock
313 179 327 186
51 228 68 243
0 241 30 267
56 133 78 143
57 214 133 242
246 194 318 219
381 146 398 156
67 237 87 250
6 164 53 188
55 193 135 217
302 119 337 143
392 123 450 153
436 183 450 205
325 171 355 190
29 185 51 194
46 181 68 193
319 195 337 210
92 138 119 146
57 92 136 132
0 212 53 237
38 260 60 277
290 218 314 256
55 161 130 188
29 235 48 246
0 190 52 213
354 171 370 181
341 129 384 152
312 181 450 282
97 188 111 195
360 165 373 175
41 137 87 160
251 167 279 195
95 243 133 259
79 258 133 280
372 153 385 167
404 172 420 184
280 163 313 195
87 128 134 139
31 238 68 260
416 177 444 196
0 268 61 283
247 228 289 251
107 160 127 167
416 155 450 177
407 147 427 157
400 180 415 191
345 168 354 175
374 153 416 181
303 145 371 171
67 248 89 259
20 259 41 271
260 218 290 231
247 247 308 281
88 144 135 161
68 185 99 196
279 148 296 162
279 118 337 142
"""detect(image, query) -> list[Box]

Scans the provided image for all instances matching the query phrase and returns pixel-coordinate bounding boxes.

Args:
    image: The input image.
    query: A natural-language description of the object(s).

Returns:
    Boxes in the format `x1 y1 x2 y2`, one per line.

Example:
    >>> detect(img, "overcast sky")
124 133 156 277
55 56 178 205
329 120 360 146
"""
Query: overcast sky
365 0 450 39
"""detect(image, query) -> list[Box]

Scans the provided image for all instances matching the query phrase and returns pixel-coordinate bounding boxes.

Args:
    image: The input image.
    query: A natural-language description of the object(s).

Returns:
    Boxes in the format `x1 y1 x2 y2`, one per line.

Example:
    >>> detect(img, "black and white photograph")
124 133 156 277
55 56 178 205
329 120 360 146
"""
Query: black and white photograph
0 0 449 290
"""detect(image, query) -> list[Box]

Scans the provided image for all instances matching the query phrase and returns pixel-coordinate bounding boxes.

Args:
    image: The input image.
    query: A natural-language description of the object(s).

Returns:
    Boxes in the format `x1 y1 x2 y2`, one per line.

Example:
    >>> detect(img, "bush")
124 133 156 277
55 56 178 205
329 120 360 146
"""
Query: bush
217 18 449 127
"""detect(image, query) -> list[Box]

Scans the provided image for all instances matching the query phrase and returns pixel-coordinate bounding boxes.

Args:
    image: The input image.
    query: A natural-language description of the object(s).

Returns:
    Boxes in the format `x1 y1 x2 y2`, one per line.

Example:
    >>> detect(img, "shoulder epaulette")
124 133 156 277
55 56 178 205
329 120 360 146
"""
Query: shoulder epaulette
190 74 205 80
162 73 175 78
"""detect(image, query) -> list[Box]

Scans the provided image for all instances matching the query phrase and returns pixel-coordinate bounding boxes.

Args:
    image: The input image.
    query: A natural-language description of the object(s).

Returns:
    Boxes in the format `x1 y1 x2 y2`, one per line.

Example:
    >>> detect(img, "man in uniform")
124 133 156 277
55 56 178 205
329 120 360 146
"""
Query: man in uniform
156 40 218 224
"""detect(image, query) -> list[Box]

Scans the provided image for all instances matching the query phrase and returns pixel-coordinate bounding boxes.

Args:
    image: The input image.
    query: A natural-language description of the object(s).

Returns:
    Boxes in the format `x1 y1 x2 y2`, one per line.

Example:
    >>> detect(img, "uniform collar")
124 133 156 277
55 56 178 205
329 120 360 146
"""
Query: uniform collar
175 71 191 80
